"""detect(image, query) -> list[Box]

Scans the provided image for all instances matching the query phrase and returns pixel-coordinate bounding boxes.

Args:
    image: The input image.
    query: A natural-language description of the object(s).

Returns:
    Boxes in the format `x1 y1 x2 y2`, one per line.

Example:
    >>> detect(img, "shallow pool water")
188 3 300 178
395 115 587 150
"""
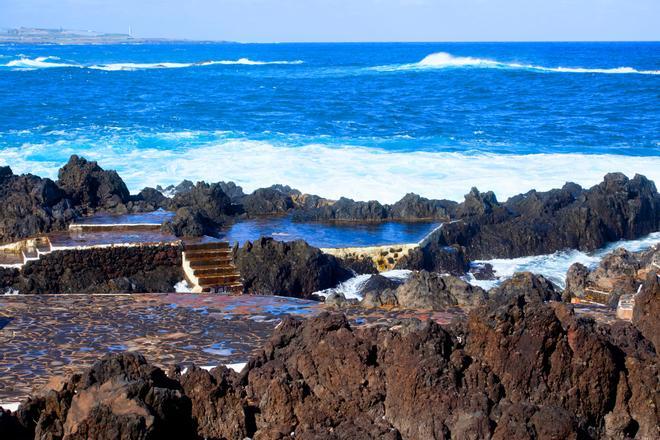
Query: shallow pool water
222 216 440 248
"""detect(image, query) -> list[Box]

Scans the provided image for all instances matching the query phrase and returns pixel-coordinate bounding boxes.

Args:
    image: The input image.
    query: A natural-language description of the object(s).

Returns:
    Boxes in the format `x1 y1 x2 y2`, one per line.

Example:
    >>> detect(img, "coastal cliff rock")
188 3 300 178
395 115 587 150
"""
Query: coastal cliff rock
57 155 131 212
424 173 660 261
17 245 182 294
0 167 79 243
232 237 352 298
2 291 658 439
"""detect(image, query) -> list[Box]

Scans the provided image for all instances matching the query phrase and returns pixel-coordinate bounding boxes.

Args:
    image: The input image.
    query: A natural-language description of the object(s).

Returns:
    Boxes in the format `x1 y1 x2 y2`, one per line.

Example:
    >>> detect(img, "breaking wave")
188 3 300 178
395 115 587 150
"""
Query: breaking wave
468 232 660 290
1 56 304 71
373 52 660 75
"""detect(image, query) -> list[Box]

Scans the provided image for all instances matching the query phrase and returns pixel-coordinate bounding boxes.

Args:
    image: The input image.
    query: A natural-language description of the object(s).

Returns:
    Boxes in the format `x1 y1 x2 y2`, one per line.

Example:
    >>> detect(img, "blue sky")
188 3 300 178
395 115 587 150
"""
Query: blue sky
1 0 658 42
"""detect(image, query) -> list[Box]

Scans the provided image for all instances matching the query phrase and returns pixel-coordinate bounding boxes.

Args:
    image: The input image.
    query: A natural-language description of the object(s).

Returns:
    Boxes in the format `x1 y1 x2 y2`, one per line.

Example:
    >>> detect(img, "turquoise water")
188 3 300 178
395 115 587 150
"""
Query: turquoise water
1 42 658 202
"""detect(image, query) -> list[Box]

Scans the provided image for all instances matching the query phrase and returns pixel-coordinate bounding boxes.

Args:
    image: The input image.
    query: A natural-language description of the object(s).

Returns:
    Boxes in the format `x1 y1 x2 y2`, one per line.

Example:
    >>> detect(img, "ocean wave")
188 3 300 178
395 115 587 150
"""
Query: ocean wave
1 56 304 71
372 52 660 75
469 231 660 290
5 56 79 69
2 137 659 204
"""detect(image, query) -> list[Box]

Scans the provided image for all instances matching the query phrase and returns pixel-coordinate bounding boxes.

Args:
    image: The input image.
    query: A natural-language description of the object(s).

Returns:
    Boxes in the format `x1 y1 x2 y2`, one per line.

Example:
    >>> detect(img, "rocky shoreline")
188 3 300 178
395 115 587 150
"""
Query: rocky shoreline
1 155 659 298
0 155 659 438
0 272 657 439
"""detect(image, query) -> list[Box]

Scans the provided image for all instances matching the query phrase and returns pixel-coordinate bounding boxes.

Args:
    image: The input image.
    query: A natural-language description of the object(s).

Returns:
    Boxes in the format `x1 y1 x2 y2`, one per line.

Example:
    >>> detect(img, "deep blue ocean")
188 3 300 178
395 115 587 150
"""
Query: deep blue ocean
0 42 658 202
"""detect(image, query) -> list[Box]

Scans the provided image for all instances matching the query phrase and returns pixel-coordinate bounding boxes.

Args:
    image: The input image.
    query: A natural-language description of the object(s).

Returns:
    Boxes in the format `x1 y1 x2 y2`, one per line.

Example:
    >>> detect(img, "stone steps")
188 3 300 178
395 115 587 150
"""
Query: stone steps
182 241 242 294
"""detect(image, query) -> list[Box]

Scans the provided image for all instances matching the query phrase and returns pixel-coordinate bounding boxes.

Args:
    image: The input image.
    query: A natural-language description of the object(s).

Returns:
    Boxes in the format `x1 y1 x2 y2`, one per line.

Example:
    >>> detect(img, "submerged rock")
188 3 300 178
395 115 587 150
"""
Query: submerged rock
232 237 353 298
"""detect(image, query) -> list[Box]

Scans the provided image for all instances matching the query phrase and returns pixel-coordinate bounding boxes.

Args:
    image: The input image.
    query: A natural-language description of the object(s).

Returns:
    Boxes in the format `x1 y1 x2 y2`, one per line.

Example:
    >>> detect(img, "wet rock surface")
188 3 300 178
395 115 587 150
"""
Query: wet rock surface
2 292 657 440
233 237 353 298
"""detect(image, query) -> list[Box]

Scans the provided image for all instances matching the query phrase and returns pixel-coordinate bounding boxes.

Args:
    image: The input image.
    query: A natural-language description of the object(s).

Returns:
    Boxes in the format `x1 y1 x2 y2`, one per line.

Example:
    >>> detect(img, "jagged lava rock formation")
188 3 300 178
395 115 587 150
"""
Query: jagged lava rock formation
2 284 658 439
232 237 353 298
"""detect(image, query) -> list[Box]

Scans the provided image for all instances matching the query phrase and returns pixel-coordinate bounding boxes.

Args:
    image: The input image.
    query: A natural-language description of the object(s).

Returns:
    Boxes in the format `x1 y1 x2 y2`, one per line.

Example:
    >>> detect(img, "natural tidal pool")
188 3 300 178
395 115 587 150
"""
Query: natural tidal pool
222 216 440 248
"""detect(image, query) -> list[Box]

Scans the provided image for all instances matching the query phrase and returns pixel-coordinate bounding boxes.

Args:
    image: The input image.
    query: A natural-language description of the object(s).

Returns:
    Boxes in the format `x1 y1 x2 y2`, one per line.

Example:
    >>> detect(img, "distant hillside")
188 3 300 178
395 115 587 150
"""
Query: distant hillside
0 27 220 44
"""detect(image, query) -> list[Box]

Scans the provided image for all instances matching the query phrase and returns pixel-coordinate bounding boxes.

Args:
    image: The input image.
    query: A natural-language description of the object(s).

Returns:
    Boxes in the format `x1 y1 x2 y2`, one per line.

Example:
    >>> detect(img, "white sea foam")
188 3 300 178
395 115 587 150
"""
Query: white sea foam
174 280 193 293
0 402 20 412
471 232 660 289
2 140 659 204
315 269 412 300
373 52 660 75
5 56 79 69
2 57 304 71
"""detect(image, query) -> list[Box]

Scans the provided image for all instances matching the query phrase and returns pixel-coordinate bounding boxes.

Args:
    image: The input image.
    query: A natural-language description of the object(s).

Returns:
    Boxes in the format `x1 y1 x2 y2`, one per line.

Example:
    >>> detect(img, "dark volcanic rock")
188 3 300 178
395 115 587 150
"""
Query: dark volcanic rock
57 155 130 212
179 366 249 440
394 270 487 309
164 182 232 236
4 292 660 439
0 167 79 243
426 173 660 260
18 245 182 294
232 237 352 298
395 243 469 275
241 187 295 216
161 207 210 237
292 193 456 222
293 196 389 222
388 193 456 220
338 255 378 275
157 179 194 197
0 266 19 292
134 187 169 210
490 272 563 303
9 352 195 440
217 181 245 204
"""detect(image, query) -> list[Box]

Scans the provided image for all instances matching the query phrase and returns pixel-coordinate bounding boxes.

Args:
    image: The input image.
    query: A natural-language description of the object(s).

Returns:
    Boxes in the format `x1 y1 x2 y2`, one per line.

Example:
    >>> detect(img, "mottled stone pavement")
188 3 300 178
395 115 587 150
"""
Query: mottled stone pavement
0 294 462 403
